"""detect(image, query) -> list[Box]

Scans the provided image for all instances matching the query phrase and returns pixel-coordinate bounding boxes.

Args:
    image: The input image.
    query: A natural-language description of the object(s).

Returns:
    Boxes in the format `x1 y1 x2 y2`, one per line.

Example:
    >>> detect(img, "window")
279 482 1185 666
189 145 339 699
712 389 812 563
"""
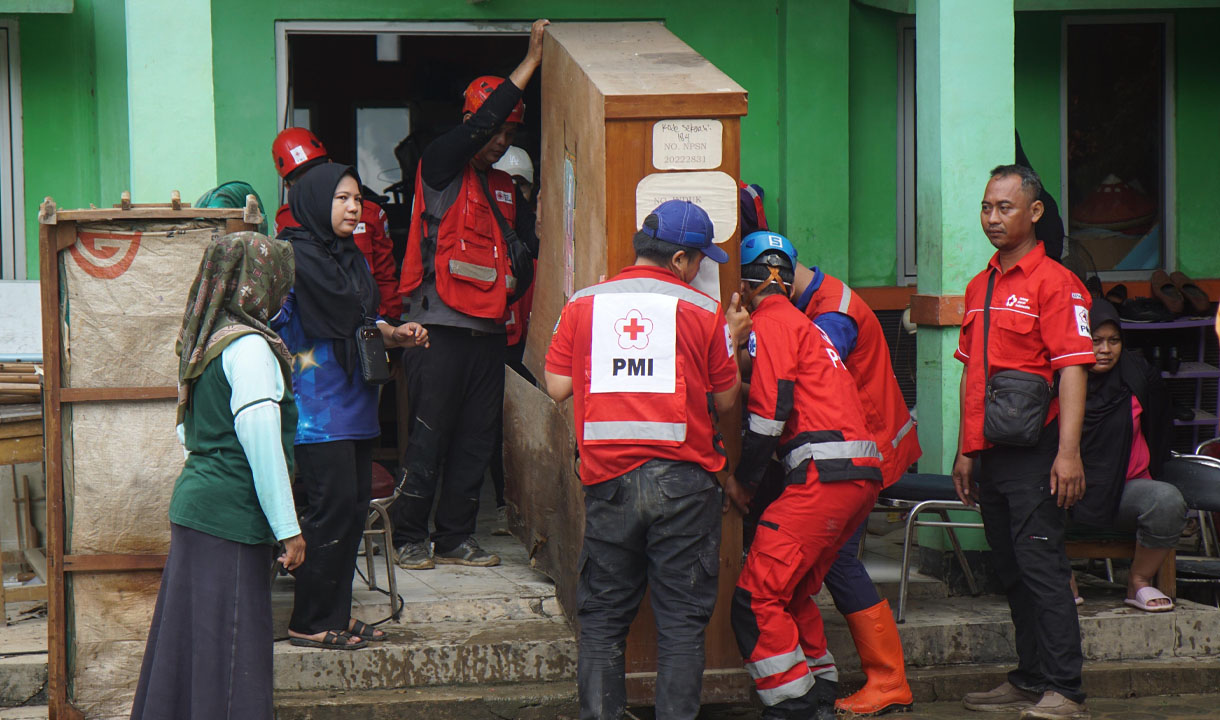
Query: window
0 21 25 281
896 20 916 285
1062 17 1173 276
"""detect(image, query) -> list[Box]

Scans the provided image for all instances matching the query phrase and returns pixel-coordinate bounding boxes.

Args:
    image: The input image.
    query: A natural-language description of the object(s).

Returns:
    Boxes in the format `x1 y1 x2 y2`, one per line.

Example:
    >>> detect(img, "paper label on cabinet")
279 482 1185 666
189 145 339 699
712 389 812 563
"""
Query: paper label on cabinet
652 119 723 170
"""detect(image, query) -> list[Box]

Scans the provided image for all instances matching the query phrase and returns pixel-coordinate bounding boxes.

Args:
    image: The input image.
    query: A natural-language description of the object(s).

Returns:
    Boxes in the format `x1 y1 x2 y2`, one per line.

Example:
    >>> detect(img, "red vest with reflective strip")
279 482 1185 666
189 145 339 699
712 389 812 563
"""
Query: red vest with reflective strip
804 274 920 487
399 163 517 320
750 294 882 484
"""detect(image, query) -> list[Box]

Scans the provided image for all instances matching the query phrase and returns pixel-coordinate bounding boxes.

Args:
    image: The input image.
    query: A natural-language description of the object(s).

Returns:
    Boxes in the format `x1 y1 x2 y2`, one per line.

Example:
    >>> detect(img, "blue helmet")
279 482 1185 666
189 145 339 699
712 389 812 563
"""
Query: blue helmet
741 231 797 268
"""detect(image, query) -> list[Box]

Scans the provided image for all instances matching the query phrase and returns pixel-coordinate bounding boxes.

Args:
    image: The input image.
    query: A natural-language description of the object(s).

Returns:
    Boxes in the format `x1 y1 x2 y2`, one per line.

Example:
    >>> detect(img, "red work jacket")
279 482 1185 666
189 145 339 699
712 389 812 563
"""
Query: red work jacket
546 265 738 485
749 294 882 484
805 273 921 487
276 200 401 318
955 243 1095 455
399 164 517 321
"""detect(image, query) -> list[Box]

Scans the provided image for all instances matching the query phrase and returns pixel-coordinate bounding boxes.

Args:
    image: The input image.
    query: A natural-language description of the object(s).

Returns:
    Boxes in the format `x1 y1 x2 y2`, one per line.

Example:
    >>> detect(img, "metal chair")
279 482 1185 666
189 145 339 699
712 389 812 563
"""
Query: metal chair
361 464 402 620
876 473 982 623
1162 447 1220 558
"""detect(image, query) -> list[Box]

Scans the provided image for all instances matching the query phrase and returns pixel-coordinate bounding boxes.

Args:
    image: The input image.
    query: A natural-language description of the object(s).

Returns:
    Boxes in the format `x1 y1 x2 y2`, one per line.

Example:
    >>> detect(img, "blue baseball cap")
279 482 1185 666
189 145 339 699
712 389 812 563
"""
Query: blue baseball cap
640 199 727 264
741 231 798 267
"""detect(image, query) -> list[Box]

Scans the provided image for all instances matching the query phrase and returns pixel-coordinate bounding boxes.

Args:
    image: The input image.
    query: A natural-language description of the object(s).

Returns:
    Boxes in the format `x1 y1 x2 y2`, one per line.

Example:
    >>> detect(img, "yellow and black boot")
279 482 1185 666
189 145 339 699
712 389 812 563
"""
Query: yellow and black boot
836 600 913 716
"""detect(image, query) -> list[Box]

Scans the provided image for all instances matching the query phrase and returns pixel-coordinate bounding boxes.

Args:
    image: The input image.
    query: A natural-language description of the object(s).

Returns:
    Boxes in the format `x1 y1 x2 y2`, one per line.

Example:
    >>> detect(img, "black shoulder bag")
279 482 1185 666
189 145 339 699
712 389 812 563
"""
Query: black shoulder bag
355 319 392 385
476 172 534 304
981 269 1052 447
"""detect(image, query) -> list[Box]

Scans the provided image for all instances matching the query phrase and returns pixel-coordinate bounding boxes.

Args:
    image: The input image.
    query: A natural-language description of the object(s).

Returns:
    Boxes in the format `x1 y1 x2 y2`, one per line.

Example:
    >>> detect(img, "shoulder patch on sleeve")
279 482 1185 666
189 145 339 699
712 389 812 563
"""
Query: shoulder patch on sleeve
724 325 733 359
1075 305 1091 338
747 331 757 358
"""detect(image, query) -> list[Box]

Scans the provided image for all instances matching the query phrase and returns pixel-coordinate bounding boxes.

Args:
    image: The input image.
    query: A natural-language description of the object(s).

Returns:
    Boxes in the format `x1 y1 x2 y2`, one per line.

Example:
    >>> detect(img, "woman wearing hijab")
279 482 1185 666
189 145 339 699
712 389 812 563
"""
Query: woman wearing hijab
274 162 427 649
131 231 303 720
1071 298 1186 612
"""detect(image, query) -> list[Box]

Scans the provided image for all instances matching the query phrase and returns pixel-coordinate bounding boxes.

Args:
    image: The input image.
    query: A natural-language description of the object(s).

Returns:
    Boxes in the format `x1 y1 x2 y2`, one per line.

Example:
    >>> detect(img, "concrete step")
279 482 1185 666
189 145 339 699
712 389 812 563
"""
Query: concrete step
275 681 578 720
272 617 577 692
822 590 1220 673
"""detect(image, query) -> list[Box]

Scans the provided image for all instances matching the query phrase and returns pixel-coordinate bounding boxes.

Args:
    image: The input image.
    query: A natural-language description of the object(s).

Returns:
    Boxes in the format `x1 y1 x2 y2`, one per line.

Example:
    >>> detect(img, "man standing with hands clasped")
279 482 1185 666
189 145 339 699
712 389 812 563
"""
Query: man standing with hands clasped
954 165 1095 720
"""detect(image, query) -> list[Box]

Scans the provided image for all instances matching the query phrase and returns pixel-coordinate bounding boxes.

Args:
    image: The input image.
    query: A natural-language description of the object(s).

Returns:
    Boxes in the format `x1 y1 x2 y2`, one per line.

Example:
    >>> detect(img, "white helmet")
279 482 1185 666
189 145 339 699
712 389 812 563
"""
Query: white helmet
493 146 534 185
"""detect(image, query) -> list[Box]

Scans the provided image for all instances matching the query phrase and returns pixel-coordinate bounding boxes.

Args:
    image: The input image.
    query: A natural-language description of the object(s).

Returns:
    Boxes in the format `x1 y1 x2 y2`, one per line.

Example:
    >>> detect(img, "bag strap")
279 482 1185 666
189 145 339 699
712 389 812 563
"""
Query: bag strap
475 170 515 238
982 268 997 383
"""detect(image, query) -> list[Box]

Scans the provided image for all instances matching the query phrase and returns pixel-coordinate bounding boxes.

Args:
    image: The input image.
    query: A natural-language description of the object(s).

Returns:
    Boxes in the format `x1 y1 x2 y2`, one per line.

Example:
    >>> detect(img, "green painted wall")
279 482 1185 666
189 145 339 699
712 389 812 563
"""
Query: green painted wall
209 0 787 245
16 0 127 278
1014 12 1061 207
1174 9 1220 277
848 1 900 287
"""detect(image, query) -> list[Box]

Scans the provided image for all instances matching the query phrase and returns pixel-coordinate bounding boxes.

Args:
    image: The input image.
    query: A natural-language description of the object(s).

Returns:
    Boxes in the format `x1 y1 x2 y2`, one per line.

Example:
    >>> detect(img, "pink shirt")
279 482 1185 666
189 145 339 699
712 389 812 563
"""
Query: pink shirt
1127 395 1152 482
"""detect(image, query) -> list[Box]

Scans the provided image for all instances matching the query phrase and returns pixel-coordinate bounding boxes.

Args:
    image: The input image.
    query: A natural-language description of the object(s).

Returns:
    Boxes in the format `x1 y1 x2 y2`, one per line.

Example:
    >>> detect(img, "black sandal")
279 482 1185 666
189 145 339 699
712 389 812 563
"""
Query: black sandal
349 619 388 642
289 629 367 650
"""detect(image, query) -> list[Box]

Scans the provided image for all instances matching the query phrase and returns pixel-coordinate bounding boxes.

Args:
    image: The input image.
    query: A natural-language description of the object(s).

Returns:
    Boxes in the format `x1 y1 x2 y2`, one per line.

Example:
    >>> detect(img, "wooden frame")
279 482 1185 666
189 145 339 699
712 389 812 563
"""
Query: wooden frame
39 196 258 720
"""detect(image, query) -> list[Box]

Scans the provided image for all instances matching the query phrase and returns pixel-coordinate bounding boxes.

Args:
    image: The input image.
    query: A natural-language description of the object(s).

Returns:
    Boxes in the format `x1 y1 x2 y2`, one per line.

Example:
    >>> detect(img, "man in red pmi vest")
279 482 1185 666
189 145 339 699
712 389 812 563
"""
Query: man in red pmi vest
390 19 548 570
723 244 883 720
727 231 920 716
271 128 401 319
545 200 740 720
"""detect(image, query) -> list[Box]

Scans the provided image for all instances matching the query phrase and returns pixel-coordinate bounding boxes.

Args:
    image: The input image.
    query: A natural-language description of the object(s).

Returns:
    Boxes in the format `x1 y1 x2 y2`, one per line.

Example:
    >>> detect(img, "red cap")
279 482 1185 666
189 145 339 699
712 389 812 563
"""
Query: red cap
272 128 328 179
463 76 525 124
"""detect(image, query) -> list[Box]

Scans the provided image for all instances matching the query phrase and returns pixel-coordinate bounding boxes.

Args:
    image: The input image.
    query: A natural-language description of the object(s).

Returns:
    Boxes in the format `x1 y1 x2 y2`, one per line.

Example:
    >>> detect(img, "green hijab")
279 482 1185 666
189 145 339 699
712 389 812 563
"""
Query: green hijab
176 231 295 423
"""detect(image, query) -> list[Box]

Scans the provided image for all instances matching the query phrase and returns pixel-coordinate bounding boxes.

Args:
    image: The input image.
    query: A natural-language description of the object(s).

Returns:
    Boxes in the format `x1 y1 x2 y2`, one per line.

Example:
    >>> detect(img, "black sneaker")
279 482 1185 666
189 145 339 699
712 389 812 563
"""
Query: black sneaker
434 538 500 567
395 541 434 570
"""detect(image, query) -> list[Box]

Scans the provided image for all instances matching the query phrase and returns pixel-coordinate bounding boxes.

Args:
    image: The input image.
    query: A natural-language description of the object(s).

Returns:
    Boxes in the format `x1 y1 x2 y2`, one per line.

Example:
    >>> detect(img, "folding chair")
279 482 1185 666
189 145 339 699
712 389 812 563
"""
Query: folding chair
876 473 983 623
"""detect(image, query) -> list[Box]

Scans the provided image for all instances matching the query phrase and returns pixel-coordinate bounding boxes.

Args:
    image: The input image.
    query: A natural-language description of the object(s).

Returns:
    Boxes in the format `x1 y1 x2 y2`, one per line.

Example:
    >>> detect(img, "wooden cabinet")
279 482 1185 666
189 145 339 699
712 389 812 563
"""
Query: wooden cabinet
506 22 751 705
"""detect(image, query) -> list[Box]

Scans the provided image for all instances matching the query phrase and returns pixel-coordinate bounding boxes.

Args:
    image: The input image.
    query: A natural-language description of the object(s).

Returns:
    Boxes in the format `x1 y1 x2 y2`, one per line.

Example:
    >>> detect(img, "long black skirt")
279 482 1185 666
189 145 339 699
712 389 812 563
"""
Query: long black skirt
129 523 275 720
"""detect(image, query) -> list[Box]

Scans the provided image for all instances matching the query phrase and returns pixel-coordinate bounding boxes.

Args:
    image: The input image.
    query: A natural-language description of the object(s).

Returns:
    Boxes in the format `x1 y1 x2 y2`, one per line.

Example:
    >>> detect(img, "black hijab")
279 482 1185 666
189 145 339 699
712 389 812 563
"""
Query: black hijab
1075 299 1171 527
278 163 379 372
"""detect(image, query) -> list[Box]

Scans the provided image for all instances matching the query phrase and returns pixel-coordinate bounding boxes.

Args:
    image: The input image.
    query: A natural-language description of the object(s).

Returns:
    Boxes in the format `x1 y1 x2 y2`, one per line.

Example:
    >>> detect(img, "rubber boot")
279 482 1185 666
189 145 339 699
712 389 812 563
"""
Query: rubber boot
811 676 839 720
835 599 914 716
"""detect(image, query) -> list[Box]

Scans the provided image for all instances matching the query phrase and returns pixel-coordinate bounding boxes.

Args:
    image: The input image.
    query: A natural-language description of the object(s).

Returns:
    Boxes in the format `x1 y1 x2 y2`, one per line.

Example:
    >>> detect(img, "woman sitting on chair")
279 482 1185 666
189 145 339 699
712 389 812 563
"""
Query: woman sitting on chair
1071 298 1186 612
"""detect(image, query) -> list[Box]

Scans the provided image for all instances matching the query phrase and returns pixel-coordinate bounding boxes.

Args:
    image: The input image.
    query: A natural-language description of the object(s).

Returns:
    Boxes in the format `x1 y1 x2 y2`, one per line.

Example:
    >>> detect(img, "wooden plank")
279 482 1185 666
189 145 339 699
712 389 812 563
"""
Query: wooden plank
2 583 47 603
855 285 917 312
23 549 47 582
0 404 42 424
59 386 177 403
63 553 167 572
909 293 965 327
40 218 70 716
52 207 244 222
0 420 41 440
604 92 748 120
0 431 41 464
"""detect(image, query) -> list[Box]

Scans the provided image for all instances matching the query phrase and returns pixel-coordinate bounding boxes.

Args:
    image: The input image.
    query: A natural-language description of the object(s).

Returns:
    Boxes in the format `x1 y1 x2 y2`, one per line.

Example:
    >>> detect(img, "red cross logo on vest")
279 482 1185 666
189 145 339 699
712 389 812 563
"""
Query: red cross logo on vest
614 309 654 350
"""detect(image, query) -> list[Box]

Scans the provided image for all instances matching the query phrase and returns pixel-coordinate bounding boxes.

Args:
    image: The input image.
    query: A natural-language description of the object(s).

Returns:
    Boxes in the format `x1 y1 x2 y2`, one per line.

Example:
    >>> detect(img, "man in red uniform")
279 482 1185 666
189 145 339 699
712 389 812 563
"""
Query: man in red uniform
545 200 740 720
271 128 401 319
724 246 883 720
954 165 1093 720
728 230 919 716
391 20 547 570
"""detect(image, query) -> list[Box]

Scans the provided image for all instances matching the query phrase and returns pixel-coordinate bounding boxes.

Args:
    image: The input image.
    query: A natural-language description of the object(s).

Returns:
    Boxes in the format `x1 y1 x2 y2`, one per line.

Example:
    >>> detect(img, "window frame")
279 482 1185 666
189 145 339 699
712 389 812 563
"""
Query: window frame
0 19 25 281
1059 13 1176 280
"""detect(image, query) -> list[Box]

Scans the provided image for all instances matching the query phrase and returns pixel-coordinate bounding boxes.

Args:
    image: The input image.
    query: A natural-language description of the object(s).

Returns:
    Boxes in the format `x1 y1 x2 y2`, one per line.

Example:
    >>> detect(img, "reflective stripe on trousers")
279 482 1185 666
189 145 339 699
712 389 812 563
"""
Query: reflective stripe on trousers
783 440 881 472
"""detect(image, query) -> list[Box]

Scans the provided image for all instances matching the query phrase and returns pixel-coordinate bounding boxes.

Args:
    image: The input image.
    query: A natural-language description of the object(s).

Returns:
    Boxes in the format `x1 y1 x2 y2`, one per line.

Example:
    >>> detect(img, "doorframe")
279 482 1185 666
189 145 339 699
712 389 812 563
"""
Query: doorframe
274 20 532 134
0 19 25 280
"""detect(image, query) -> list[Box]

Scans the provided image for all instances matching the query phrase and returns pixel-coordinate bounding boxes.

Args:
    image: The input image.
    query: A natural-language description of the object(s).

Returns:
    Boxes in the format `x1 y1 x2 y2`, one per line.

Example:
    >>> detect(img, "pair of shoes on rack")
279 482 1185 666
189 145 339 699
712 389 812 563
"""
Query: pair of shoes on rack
1151 270 1212 316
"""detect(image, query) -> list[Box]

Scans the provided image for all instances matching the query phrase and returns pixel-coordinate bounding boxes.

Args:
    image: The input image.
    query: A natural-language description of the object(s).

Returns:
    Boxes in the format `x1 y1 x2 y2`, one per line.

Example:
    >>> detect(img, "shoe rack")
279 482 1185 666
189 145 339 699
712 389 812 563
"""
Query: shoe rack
1121 316 1220 452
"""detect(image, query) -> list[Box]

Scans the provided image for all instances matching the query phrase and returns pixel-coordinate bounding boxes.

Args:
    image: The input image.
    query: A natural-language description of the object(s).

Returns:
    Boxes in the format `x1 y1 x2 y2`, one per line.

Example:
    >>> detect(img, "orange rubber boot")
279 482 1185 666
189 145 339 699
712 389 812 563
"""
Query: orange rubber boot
835 599 913 716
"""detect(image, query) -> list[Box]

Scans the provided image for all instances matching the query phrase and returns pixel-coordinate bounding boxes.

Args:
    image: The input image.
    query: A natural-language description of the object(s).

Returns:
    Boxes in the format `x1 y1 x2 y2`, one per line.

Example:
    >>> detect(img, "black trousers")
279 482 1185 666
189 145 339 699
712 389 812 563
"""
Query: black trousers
977 420 1085 704
391 326 506 553
290 438 373 635
577 460 722 720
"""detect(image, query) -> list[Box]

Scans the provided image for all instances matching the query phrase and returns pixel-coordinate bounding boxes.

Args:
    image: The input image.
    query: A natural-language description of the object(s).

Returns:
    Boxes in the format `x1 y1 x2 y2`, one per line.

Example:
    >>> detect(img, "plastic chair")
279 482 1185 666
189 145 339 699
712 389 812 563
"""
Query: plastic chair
876 473 982 623
1161 450 1220 557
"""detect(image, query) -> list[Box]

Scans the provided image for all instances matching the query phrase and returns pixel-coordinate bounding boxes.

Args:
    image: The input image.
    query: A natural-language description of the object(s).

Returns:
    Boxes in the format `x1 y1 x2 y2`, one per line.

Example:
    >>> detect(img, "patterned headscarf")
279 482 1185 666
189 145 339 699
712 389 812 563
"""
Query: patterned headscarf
176 231 295 423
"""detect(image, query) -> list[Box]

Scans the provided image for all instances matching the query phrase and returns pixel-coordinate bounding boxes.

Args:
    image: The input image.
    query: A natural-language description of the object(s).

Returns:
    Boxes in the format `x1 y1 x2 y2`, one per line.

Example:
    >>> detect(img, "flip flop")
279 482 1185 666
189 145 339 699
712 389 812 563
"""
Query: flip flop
289 629 368 650
1151 270 1185 315
1124 586 1174 613
349 618 389 642
1170 271 1212 315
1104 283 1127 306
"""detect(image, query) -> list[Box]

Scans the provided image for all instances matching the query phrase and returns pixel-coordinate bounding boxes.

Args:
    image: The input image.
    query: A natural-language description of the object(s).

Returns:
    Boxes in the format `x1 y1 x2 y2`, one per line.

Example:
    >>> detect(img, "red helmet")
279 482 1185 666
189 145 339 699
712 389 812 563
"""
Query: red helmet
463 75 525 124
272 128 328 179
